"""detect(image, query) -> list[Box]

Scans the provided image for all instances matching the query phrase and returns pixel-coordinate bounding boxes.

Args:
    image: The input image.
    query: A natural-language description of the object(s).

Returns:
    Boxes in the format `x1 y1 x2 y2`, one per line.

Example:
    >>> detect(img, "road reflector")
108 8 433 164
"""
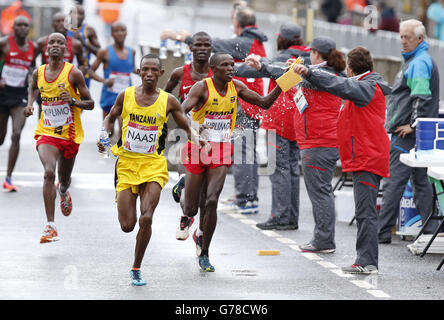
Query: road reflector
257 250 280 256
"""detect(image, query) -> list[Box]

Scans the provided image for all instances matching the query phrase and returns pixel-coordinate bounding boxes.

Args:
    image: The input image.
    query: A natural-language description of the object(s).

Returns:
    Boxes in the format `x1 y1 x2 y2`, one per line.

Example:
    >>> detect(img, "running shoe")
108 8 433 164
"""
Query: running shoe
176 215 195 240
129 269 147 286
341 264 378 275
57 183 72 216
219 193 236 205
3 178 18 192
172 175 186 203
218 201 258 214
299 243 335 254
199 254 215 272
40 224 60 243
192 229 203 257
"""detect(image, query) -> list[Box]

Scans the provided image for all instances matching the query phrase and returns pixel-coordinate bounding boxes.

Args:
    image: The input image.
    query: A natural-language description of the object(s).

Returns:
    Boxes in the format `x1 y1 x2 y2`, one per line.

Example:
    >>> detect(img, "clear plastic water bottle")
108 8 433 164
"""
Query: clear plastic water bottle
99 127 110 159
184 49 192 64
173 40 181 57
159 40 168 60
180 42 188 55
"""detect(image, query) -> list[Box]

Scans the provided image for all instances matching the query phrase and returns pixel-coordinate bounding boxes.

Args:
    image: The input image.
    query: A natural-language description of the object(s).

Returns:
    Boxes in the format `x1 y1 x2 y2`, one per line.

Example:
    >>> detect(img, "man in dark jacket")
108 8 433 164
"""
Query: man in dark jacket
233 22 311 230
378 19 440 244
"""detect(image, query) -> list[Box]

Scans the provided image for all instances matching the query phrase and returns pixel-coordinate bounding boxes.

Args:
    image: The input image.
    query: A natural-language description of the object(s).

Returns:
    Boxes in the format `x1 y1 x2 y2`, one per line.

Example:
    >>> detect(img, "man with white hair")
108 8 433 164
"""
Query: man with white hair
378 19 440 244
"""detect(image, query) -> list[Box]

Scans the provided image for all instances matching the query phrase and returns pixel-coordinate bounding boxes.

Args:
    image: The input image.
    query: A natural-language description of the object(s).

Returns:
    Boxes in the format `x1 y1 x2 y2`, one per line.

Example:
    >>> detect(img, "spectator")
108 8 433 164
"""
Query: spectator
427 0 444 41
378 19 440 244
97 0 125 41
236 22 311 230
0 0 31 36
293 46 391 274
378 3 399 32
243 35 346 247
321 0 343 23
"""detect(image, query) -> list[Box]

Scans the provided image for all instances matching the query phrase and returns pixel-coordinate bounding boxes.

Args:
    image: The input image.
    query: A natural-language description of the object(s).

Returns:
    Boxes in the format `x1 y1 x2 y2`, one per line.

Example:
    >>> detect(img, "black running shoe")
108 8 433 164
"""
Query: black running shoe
172 175 186 203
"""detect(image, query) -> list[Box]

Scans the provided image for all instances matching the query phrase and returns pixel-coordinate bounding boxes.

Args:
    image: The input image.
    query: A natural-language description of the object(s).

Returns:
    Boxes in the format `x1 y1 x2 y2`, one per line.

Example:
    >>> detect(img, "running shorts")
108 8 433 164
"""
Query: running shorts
36 135 80 159
114 155 169 198
181 141 233 175
0 91 27 114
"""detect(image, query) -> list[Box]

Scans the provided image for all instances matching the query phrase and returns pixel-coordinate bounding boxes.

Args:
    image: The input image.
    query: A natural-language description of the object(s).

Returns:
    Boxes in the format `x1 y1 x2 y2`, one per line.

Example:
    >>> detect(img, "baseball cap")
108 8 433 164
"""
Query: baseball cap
310 36 336 54
277 23 302 40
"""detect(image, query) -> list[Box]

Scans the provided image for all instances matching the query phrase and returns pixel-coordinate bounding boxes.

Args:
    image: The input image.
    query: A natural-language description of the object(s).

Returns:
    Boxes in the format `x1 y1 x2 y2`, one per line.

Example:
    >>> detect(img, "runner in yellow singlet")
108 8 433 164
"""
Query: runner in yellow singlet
24 32 94 244
97 53 203 286
178 52 282 272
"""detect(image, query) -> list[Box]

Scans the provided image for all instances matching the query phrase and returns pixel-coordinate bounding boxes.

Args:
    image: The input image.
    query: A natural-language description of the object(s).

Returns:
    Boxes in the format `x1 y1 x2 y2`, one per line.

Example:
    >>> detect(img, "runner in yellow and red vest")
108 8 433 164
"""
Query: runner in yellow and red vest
178 52 282 272
97 53 202 286
24 32 94 244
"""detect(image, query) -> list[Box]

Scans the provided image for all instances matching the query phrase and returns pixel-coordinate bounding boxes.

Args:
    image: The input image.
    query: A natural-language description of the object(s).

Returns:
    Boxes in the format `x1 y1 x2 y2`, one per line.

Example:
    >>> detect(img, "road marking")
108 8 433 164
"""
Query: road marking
317 261 338 269
367 290 390 298
276 237 296 244
260 230 280 237
350 280 376 290
223 206 392 299
329 269 355 278
301 252 324 261
240 218 257 225
289 245 301 252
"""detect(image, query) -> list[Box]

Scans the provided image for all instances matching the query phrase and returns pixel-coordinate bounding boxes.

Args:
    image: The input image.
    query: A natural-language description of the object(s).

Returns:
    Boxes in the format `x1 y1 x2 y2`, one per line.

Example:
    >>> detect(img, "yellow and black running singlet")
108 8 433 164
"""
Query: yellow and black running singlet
111 86 169 159
192 77 237 143
35 62 83 143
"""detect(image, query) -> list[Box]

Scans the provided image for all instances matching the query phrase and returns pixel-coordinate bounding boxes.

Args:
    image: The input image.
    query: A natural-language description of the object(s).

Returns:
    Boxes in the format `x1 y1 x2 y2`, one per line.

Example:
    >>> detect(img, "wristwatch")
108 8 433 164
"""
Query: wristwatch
70 98 76 106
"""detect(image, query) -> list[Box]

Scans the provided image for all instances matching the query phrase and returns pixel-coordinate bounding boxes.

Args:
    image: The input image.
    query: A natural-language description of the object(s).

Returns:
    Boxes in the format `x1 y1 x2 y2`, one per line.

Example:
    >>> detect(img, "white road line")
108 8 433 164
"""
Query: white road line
223 209 392 299
329 269 355 278
350 280 376 290
276 237 296 244
367 290 391 298
289 245 302 252
240 219 257 225
226 213 246 219
260 230 280 237
300 252 323 261
317 261 338 269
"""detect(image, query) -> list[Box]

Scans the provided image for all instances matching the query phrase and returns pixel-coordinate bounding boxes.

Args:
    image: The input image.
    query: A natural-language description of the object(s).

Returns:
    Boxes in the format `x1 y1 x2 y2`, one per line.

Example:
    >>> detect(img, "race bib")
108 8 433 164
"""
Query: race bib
42 101 73 128
1 64 28 87
109 72 130 94
203 114 232 142
293 88 308 114
124 122 158 154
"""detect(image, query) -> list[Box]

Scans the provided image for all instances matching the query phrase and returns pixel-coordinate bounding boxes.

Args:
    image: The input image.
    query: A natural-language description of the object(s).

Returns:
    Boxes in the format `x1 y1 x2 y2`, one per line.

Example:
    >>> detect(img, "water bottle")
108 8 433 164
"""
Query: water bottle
180 42 188 55
184 49 192 64
99 127 110 159
159 40 168 60
173 40 181 57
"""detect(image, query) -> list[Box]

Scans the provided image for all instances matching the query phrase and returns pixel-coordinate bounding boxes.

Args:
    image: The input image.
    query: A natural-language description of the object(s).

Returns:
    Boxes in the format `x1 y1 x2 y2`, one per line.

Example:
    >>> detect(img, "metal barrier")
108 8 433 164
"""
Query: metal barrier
123 1 444 97
313 20 444 100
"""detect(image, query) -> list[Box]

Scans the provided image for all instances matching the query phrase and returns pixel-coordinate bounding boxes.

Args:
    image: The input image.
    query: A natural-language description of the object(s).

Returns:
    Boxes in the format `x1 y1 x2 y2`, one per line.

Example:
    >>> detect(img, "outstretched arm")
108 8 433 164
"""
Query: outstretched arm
234 79 281 110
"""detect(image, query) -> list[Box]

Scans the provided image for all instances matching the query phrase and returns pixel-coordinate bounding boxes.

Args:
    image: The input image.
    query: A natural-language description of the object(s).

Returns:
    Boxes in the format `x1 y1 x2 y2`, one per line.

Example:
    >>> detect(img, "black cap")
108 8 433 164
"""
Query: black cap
277 23 302 40
310 36 336 54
